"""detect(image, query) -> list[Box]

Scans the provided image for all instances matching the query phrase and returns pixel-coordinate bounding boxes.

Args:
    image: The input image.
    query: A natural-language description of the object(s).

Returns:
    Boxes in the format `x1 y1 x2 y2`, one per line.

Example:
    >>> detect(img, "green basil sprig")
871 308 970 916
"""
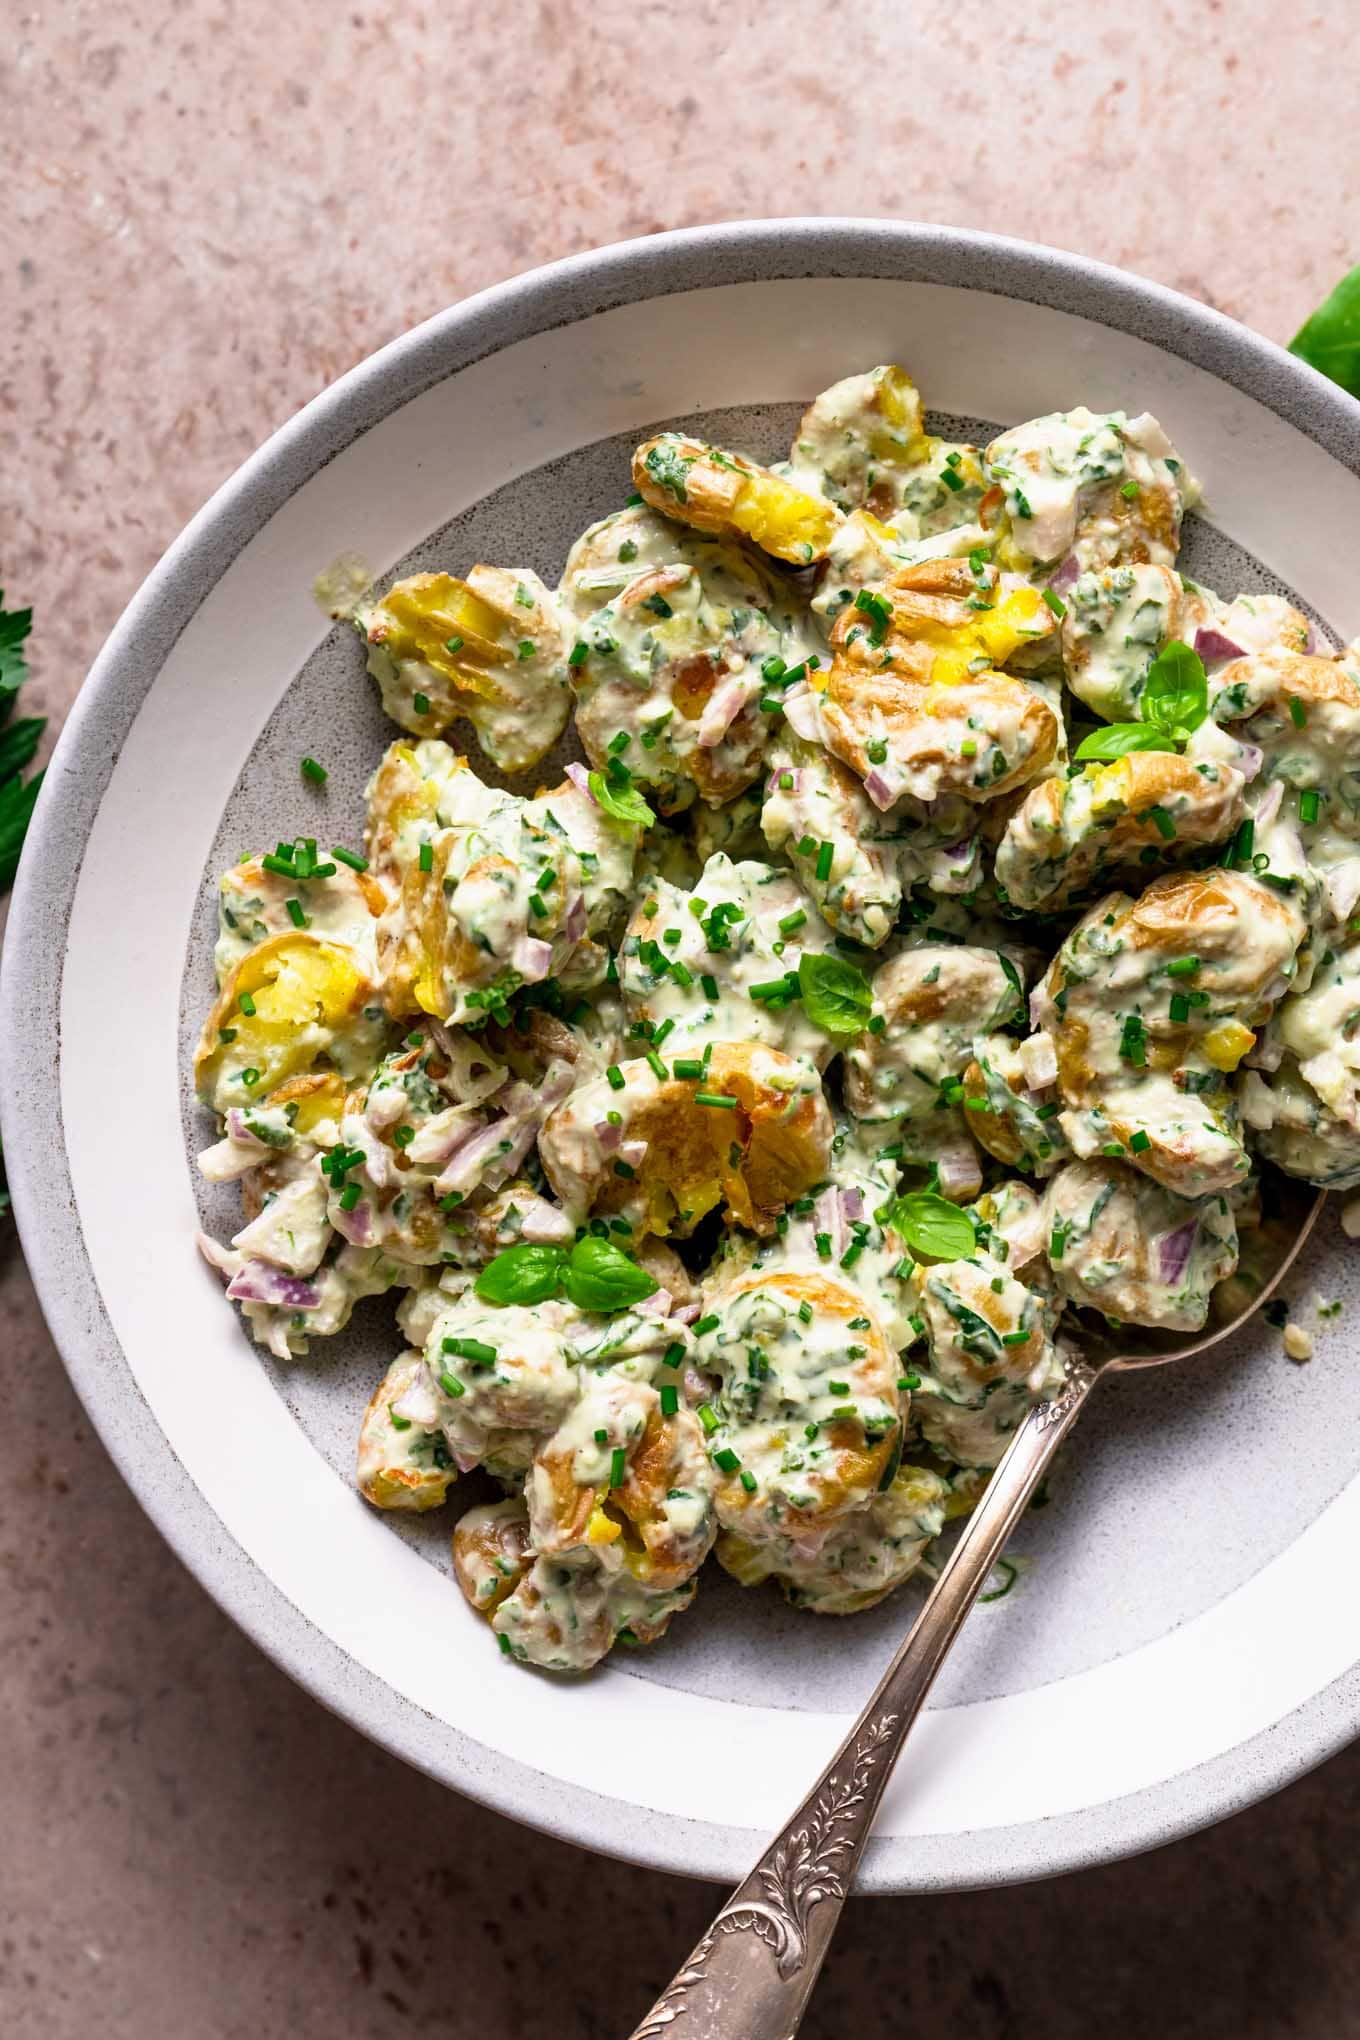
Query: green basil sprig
798 951 873 1041
588 769 655 830
475 1234 659 1314
1073 639 1208 763
886 1191 977 1262
1288 263 1360 398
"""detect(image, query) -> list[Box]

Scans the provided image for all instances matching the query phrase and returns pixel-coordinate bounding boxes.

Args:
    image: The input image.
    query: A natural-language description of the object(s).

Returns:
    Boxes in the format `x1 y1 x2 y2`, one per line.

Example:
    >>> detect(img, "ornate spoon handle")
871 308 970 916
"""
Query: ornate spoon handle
626 1365 1098 2040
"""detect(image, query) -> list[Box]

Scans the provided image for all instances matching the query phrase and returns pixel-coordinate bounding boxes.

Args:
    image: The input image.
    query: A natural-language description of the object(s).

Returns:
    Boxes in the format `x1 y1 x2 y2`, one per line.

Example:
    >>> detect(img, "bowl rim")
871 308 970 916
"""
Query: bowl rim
6 215 1360 1894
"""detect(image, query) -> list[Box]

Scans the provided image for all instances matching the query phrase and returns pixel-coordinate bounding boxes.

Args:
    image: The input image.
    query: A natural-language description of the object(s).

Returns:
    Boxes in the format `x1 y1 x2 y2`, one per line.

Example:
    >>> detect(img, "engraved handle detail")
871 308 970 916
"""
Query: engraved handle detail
626 1366 1098 2039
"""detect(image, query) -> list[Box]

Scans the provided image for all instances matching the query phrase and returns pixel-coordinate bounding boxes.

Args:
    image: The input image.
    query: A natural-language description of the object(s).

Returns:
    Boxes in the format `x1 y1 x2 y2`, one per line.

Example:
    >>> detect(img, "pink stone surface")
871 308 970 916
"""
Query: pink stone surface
5 3 1360 2032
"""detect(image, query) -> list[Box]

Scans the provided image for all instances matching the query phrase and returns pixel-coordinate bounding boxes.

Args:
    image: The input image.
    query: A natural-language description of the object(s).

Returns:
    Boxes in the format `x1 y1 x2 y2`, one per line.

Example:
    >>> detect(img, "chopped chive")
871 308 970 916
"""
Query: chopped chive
438 1371 465 1399
238 991 257 1016
692 1314 720 1337
412 692 430 716
285 897 308 928
814 841 833 882
798 1301 813 1324
1288 697 1307 729
1001 1330 1030 1347
645 1050 668 1081
1165 955 1199 978
713 1447 741 1474
673 1058 704 1080
1120 480 1140 501
739 1469 758 1494
815 1231 832 1259
1129 1129 1152 1153
1041 586 1066 618
1146 805 1176 840
695 1091 736 1109
568 640 589 667
417 841 434 874
606 1065 625 1091
1300 789 1320 824
444 636 464 654
701 974 720 1001
697 1403 719 1434
332 845 369 874
652 1017 675 1046
659 1385 679 1417
1170 993 1190 1023
609 1447 626 1488
779 908 807 936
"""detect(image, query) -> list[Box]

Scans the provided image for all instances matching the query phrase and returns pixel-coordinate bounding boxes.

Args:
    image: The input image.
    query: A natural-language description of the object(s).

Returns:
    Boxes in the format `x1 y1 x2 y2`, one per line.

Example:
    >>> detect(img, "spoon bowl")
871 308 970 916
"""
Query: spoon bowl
628 1174 1327 2039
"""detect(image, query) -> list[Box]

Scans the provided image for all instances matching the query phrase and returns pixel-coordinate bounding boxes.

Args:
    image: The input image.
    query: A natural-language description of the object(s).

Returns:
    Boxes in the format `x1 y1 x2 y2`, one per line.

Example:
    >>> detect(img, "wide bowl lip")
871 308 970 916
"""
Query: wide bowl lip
7 214 1360 1895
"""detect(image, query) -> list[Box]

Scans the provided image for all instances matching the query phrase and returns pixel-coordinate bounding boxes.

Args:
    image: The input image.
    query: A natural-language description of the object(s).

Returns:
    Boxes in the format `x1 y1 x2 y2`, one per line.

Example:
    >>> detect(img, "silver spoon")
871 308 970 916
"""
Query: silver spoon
626 1174 1325 2039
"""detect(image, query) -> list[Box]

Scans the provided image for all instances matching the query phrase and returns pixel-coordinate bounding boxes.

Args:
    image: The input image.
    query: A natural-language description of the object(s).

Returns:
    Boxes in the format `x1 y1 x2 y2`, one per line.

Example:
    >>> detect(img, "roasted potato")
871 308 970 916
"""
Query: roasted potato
539 1041 833 1238
358 566 572 773
632 432 842 563
1042 1159 1239 1331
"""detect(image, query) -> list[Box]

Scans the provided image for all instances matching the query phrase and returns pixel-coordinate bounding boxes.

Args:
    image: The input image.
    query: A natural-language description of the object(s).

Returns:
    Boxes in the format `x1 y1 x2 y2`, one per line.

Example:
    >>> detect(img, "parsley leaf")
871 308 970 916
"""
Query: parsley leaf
1289 263 1360 398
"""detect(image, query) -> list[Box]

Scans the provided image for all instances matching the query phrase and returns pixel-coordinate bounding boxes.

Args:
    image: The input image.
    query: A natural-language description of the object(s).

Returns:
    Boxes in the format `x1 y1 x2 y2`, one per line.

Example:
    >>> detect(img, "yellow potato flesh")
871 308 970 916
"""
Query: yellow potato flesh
731 471 841 562
197 935 365 1103
377 574 510 691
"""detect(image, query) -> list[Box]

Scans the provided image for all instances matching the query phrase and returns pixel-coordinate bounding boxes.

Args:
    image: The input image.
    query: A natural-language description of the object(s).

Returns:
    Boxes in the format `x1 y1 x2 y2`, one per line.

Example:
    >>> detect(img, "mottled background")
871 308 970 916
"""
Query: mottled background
6 3 1360 2035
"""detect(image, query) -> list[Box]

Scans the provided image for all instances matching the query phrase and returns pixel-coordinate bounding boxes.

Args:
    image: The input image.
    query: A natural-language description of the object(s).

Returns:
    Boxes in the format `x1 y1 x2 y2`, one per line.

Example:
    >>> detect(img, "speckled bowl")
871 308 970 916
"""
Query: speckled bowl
7 220 1360 1894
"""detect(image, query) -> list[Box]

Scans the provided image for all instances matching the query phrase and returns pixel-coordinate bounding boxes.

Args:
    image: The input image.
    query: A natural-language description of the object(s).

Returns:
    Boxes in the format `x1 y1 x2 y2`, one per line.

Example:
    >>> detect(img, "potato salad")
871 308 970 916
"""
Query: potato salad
195 364 1351 1673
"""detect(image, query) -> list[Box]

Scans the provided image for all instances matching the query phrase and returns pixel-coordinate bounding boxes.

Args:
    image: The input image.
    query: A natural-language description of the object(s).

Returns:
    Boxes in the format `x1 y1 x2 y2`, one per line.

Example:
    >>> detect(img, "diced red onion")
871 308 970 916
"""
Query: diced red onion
1233 742 1263 783
1244 1036 1284 1072
936 1146 983 1201
565 892 587 942
675 1305 701 1326
196 1231 242 1281
1253 782 1284 834
226 1262 322 1310
392 1375 441 1428
1326 863 1360 925
782 684 823 743
511 935 553 983
1018 1032 1057 1089
565 762 596 801
224 1108 271 1150
594 1117 622 1154
366 1085 408 1131
518 1200 575 1244
813 1187 845 1260
197 1135 265 1184
451 1446 483 1474
768 767 803 798
426 1020 509 1103
330 1198 376 1247
1194 627 1246 664
840 1186 865 1222
1157 1222 1198 1285
639 1288 673 1318
941 837 974 864
863 769 897 812
435 1122 513 1197
406 1105 484 1168
697 675 755 749
619 1139 648 1168
350 1120 392 1189
1051 553 1080 593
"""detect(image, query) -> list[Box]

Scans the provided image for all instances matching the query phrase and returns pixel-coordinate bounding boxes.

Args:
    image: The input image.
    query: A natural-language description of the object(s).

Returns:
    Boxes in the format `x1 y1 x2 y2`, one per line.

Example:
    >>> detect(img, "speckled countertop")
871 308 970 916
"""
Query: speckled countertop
6 4 1360 2034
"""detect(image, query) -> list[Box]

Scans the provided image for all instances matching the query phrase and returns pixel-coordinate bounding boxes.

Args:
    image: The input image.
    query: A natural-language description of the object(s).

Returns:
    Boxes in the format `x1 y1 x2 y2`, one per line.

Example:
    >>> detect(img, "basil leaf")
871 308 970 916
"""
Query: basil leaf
562 1236 659 1313
1140 639 1206 737
1073 724 1178 762
886 1191 977 1262
1289 263 1360 398
588 770 655 830
475 1242 567 1307
798 952 874 1041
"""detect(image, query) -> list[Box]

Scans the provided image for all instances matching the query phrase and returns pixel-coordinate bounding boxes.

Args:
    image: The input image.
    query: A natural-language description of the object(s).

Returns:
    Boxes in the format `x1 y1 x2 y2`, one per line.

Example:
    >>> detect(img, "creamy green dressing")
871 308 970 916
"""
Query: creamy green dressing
194 361 1360 1673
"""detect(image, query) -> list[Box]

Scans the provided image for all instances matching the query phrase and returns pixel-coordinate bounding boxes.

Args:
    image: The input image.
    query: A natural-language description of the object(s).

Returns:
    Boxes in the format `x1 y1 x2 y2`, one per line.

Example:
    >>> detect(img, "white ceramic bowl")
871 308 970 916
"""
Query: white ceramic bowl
8 220 1360 1892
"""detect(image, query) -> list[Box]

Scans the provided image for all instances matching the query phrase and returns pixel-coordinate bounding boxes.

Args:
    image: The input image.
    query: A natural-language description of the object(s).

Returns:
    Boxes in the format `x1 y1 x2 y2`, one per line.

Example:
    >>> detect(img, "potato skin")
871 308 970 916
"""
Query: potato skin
538 1041 833 1238
995 751 1245 910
